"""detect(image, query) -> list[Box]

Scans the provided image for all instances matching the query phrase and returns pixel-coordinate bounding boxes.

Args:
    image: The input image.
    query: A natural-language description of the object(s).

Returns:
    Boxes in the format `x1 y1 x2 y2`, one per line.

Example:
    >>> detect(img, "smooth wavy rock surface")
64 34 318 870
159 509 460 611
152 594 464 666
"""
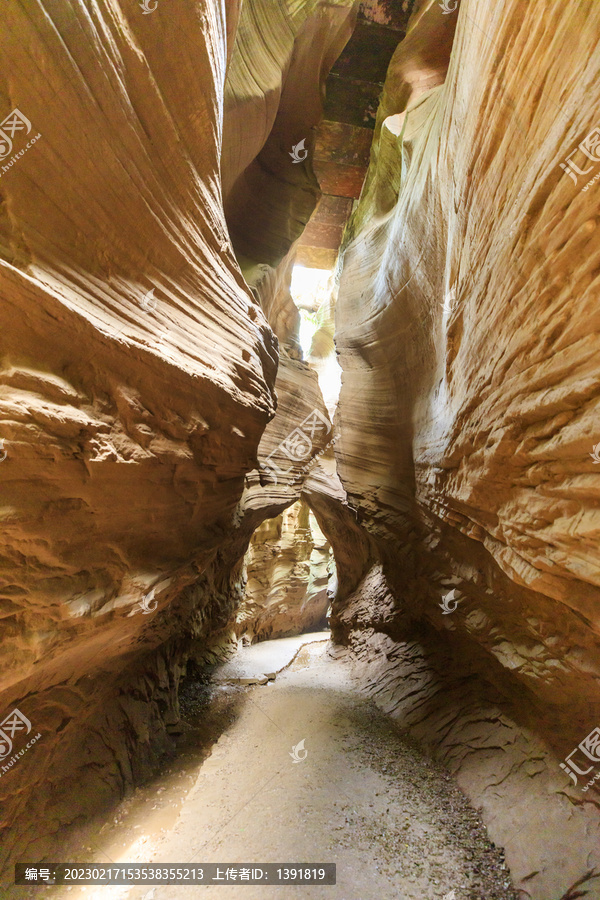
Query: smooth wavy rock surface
235 500 331 643
223 0 356 269
0 0 348 880
333 0 600 896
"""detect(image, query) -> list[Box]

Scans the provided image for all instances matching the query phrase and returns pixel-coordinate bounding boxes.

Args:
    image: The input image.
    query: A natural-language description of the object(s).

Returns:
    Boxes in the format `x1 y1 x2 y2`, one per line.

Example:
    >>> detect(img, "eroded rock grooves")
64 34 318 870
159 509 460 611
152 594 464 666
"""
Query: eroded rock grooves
331 1 600 897
0 1 599 898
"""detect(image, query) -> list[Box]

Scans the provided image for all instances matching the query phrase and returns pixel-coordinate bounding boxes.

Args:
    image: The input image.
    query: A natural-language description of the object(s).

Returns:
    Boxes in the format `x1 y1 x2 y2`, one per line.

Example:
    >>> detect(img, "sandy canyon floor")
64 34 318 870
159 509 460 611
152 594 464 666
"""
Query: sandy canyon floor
37 637 519 900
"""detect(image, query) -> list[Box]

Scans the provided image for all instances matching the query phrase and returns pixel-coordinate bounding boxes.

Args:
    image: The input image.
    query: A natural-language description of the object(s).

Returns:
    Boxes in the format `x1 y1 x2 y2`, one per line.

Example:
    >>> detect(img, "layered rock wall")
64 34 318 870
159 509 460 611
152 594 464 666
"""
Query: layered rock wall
235 500 332 642
0 0 350 881
332 0 600 896
223 0 356 269
3 0 599 895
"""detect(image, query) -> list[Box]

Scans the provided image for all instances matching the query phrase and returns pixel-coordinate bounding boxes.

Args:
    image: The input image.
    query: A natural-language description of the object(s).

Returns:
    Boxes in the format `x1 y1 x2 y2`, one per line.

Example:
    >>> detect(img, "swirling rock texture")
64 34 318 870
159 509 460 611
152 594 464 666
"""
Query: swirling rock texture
332 0 600 896
222 0 356 270
2 0 600 897
235 500 332 642
0 0 351 883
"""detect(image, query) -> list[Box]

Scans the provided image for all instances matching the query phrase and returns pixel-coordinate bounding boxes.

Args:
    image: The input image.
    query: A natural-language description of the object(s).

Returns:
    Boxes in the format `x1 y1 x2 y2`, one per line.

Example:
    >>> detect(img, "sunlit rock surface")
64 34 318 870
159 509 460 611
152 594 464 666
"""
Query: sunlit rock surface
0 0 348 881
332 0 600 896
235 500 332 642
2 0 599 895
222 0 356 269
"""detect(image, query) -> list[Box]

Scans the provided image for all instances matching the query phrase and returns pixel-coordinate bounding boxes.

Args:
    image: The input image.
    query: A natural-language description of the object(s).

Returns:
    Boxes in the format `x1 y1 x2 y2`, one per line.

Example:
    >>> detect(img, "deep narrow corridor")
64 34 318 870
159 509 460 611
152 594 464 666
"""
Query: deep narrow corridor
1 1 600 899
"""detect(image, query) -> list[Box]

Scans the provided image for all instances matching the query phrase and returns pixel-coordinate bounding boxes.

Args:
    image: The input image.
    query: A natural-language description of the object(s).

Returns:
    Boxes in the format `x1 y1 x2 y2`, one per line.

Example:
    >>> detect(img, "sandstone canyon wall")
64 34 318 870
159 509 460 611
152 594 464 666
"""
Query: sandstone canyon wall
1 0 599 898
0 0 354 882
331 0 600 897
235 500 332 643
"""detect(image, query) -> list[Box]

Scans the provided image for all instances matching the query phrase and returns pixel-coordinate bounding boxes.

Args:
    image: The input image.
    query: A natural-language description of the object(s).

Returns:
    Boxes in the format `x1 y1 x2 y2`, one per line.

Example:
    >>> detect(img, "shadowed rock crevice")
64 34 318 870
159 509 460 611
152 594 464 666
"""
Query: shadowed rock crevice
329 0 600 896
1 1 600 898
235 501 333 643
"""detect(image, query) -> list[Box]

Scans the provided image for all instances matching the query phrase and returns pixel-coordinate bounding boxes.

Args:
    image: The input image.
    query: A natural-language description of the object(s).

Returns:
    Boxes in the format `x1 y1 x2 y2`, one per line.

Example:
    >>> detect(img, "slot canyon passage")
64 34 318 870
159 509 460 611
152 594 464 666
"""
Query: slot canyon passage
1 0 600 897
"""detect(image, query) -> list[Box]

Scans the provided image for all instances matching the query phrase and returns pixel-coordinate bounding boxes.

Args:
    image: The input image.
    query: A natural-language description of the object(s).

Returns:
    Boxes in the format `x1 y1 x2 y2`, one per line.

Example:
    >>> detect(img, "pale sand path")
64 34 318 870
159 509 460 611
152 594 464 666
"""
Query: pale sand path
44 638 517 900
